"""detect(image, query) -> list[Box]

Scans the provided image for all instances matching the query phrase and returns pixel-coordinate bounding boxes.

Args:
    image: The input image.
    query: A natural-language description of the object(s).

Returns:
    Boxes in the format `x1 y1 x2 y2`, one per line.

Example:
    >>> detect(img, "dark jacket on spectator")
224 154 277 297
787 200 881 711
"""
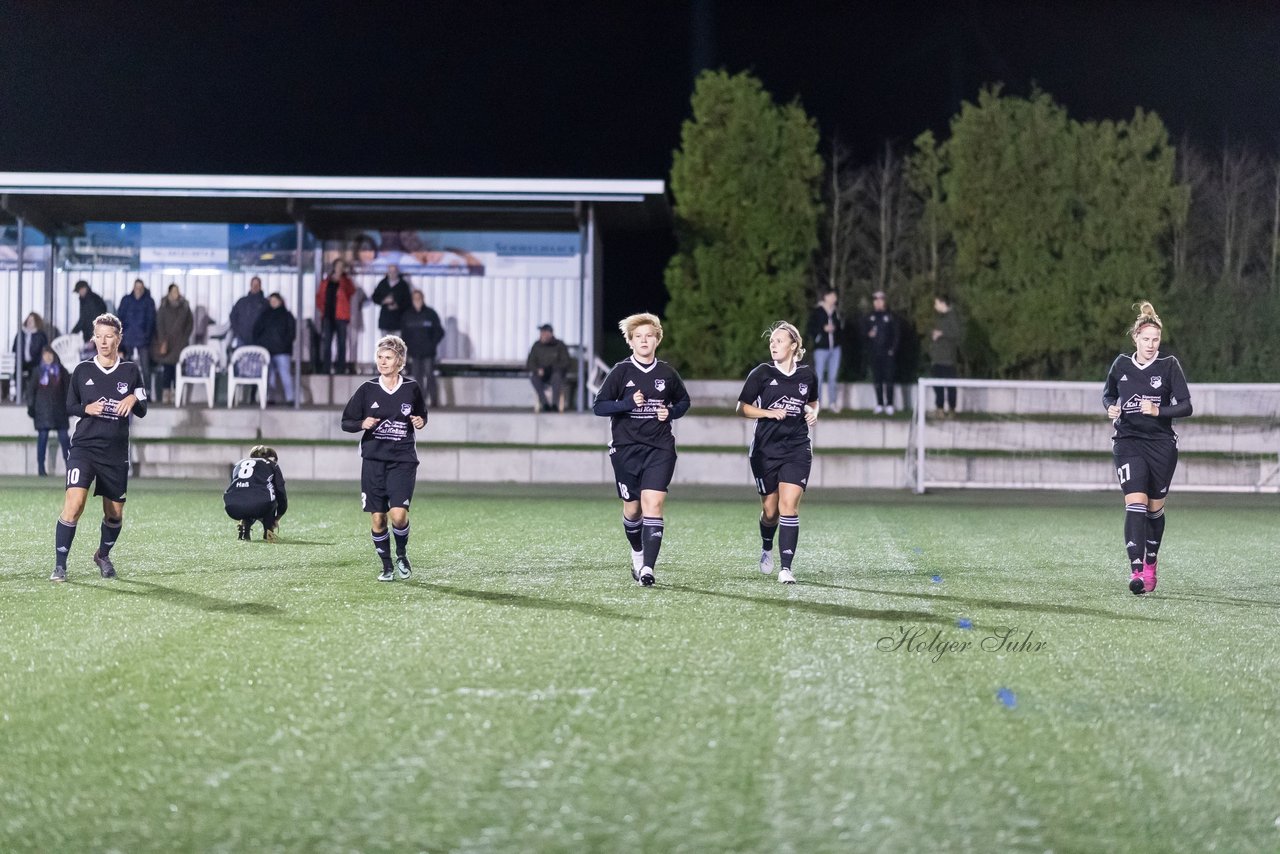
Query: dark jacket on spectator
370 277 412 331
402 304 445 358
117 286 157 352
229 291 268 348
805 305 843 351
13 328 48 372
152 296 194 366
253 303 297 356
930 310 962 366
25 359 71 430
527 336 573 375
71 288 109 340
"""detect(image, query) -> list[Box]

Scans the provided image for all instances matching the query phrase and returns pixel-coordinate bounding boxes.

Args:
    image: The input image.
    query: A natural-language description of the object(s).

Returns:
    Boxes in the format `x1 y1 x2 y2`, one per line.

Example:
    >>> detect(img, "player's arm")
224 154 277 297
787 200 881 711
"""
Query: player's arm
666 374 692 420
410 384 427 429
273 464 288 518
1102 357 1122 418
66 367 88 418
1153 359 1193 419
736 369 768 419
116 364 149 418
340 388 369 432
592 366 634 416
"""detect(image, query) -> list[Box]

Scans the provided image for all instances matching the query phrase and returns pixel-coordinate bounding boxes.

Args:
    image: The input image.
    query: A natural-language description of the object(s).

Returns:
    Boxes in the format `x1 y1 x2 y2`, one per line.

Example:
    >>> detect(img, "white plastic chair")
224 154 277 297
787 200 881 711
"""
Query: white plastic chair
0 353 15 401
227 345 270 409
51 334 84 367
174 344 223 407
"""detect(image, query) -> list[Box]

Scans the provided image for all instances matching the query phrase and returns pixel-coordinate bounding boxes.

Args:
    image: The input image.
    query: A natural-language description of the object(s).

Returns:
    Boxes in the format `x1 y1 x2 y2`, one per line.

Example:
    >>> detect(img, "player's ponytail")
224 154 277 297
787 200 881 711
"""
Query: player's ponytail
1131 301 1162 338
766 321 805 363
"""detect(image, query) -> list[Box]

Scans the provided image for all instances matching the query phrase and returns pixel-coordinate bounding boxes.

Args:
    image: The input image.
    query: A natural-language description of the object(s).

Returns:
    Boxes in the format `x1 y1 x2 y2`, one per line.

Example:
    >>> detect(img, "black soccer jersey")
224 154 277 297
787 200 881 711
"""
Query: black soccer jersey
66 356 149 462
739 362 819 459
224 457 288 516
340 376 427 462
592 356 691 451
1102 352 1193 440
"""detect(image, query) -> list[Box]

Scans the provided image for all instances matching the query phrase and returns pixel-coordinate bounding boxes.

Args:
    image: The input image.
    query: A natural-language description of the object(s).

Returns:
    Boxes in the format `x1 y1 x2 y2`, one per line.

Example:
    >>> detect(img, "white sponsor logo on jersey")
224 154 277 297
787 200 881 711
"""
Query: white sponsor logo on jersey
770 379 779 385
654 379 666 392
116 382 129 394
400 403 412 416
1150 376 1162 389
798 383 808 395
1120 374 1128 381
86 379 94 386
370 402 380 409
625 380 635 388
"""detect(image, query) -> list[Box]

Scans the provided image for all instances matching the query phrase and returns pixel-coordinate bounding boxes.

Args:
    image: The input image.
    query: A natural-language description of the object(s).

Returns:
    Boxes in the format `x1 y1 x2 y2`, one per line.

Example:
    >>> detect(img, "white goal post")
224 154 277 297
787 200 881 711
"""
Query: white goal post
908 378 1280 494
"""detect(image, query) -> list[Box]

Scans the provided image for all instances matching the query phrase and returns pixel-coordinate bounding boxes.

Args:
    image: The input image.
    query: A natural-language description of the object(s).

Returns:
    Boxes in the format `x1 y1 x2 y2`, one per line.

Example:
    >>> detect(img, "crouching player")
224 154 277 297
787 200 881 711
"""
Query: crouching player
52 313 149 581
341 335 427 581
224 445 289 542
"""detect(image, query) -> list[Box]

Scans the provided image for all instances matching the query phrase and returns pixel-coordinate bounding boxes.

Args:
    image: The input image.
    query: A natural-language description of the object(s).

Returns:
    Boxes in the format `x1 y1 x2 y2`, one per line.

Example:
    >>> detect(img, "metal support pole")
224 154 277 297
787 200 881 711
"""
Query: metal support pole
575 203 587 412
13 214 26 405
293 216 305 410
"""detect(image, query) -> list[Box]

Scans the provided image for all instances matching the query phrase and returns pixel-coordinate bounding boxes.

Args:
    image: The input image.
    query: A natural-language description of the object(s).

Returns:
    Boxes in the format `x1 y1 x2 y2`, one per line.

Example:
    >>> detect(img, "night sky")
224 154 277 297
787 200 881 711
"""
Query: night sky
3 1 1278 313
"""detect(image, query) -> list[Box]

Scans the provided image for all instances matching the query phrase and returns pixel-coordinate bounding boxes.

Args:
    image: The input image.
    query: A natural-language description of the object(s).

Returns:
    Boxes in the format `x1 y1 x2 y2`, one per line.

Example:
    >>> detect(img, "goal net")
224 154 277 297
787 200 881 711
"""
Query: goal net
906 379 1280 494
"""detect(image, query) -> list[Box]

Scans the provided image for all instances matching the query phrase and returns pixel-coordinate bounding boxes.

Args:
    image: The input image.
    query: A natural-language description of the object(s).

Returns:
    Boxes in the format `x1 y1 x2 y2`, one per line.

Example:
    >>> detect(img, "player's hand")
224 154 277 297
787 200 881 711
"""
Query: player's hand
631 389 646 408
84 400 105 416
655 404 669 422
410 415 425 429
931 329 943 341
1106 404 1121 419
362 416 381 429
768 408 787 421
1140 401 1160 417
803 405 818 425
116 394 138 417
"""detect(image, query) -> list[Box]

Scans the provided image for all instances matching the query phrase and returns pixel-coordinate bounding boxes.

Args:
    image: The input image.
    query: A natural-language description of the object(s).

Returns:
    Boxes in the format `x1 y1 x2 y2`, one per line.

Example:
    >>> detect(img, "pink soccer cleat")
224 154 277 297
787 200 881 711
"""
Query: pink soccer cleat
1142 557 1158 594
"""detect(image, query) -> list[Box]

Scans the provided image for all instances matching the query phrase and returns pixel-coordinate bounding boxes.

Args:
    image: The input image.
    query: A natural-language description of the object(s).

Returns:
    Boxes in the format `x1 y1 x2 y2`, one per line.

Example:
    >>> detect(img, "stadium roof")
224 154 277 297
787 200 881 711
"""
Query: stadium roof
0 172 669 234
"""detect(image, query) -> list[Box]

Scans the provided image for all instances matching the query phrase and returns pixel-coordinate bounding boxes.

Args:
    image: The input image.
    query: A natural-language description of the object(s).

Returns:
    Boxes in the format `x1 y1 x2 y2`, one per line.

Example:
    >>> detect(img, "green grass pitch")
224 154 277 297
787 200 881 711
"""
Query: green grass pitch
1 478 1277 852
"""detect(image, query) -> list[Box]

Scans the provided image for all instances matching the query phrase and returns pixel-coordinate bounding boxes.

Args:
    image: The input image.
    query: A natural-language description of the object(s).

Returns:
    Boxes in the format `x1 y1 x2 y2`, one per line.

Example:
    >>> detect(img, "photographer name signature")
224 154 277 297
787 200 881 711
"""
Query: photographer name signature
877 625 1047 663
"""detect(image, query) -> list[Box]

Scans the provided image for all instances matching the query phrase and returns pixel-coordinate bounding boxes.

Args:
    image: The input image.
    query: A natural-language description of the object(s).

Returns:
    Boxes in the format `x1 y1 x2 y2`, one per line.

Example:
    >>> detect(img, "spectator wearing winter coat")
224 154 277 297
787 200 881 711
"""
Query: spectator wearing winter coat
25 346 71 476
13 312 49 374
315 259 356 374
70 281 108 342
370 265 412 337
117 279 156 392
229 276 268 350
252 292 297 405
401 289 445 406
152 283 194 403
527 323 573 412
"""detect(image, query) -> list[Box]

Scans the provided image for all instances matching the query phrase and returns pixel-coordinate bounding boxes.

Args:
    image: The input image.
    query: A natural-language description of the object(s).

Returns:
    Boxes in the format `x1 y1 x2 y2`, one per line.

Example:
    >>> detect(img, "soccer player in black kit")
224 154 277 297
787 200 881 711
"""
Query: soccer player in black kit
51 313 149 581
341 335 427 581
224 445 289 542
592 313 691 586
1102 302 1193 595
737 321 819 584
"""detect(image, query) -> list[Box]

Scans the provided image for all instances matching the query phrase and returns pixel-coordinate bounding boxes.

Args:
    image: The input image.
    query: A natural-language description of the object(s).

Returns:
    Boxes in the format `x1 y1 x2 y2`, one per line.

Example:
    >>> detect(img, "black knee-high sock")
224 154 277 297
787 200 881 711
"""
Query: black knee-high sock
1145 507 1166 562
1124 503 1148 571
392 523 410 557
99 517 122 558
55 518 77 568
372 529 392 568
779 515 800 570
760 515 778 551
623 515 643 553
641 516 664 570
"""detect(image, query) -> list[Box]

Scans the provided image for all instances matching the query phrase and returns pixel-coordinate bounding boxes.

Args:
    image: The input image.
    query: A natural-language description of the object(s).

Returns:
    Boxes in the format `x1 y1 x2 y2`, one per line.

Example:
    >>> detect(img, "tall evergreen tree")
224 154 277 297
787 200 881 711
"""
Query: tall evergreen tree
663 70 823 377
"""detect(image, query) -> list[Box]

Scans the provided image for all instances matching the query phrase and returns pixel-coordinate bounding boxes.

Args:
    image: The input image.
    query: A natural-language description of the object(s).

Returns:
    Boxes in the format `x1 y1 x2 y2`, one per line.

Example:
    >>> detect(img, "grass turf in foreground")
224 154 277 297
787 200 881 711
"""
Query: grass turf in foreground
1 479 1277 852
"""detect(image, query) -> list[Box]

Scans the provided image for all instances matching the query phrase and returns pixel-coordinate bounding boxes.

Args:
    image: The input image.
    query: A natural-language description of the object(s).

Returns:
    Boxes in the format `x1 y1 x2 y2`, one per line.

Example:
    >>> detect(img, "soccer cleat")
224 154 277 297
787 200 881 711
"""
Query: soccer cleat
1129 567 1146 595
395 554 413 580
237 522 251 541
638 566 655 587
377 566 395 582
93 550 116 579
50 564 67 582
264 526 279 544
759 549 775 575
778 568 796 584
1142 557 1158 594
631 549 644 580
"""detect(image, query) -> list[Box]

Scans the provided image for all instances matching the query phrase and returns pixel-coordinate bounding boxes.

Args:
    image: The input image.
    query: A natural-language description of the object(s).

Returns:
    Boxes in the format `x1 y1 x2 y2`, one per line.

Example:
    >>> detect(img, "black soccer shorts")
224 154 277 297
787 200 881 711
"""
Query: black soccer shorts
65 448 129 502
224 495 277 524
360 459 419 513
1112 436 1179 498
749 451 813 496
609 444 677 501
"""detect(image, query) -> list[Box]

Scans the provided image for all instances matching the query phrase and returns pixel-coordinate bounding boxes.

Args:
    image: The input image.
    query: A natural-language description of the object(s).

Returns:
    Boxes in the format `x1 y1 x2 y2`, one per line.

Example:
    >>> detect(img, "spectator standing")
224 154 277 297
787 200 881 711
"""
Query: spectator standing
14 312 50 374
862 290 901 415
152 283 194 404
229 276 268 350
370 265 412 338
929 294 961 416
805 290 843 413
25 345 71 476
116 278 156 395
401 289 445 407
70 281 108 342
527 323 573 412
315 259 356 374
252 292 297 406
